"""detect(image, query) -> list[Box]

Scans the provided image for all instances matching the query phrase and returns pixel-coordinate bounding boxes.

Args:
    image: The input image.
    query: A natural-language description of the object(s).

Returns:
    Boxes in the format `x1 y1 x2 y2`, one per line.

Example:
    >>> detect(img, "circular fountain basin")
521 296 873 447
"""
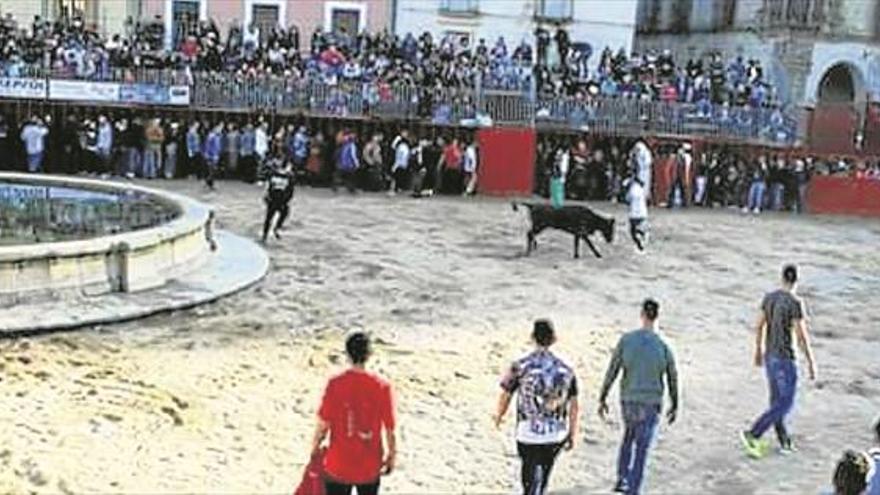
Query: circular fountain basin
0 173 214 307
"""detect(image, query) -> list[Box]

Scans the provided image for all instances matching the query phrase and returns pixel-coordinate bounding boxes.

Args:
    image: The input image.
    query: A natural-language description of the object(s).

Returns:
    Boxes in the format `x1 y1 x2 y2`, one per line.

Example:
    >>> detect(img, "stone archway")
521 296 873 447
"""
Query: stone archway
818 63 860 104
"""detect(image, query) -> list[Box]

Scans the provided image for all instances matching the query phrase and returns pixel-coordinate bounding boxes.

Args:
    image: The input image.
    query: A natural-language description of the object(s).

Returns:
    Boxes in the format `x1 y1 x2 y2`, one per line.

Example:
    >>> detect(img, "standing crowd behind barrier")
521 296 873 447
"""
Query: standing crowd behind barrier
0 109 485 195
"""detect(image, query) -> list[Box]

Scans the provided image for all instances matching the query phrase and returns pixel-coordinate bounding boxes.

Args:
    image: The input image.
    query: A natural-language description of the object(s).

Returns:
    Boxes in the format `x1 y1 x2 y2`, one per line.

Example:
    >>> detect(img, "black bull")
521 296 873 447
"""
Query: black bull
512 202 615 259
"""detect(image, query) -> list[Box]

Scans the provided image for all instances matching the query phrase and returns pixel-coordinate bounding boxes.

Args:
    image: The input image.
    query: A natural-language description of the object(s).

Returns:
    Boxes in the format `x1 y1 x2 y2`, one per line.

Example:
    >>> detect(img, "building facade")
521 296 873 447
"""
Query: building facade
634 0 880 110
393 0 638 68
140 0 392 50
0 0 140 36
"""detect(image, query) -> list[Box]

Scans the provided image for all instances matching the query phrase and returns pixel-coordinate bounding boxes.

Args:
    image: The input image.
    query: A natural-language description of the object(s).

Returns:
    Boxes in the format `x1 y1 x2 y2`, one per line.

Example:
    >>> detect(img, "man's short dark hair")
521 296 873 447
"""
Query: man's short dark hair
532 319 556 347
783 264 798 284
642 299 660 321
833 450 870 495
345 332 371 365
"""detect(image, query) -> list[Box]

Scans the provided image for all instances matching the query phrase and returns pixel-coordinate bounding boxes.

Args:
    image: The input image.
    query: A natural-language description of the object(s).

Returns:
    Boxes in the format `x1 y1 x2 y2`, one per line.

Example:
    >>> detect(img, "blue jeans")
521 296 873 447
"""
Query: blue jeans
747 181 765 211
26 152 44 173
750 352 797 446
142 146 161 178
617 402 660 495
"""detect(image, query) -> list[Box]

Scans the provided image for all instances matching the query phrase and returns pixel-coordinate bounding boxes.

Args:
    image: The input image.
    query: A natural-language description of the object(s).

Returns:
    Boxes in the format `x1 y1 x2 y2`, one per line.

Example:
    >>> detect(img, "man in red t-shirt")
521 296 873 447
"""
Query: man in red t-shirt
310 333 396 495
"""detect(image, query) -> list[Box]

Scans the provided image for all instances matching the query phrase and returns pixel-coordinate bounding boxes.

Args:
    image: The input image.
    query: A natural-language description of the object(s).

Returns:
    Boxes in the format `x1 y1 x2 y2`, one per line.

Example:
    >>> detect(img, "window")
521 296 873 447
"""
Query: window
537 0 573 21
714 0 737 29
670 0 692 33
171 0 199 48
252 4 280 43
440 0 478 14
329 9 359 36
637 0 662 33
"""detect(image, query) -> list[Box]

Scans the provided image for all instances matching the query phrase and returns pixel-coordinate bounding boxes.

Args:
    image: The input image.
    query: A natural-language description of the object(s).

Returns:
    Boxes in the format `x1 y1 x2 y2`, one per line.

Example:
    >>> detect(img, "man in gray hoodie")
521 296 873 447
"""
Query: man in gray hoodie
599 299 678 495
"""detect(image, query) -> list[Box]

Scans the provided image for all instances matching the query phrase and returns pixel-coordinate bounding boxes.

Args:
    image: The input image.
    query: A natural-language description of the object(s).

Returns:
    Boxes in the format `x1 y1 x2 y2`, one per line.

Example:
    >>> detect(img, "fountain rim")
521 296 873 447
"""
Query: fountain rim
0 172 211 263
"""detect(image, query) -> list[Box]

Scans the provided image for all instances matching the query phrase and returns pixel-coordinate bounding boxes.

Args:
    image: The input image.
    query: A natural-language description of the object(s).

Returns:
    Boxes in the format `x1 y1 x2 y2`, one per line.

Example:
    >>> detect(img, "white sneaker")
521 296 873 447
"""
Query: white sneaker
752 208 761 214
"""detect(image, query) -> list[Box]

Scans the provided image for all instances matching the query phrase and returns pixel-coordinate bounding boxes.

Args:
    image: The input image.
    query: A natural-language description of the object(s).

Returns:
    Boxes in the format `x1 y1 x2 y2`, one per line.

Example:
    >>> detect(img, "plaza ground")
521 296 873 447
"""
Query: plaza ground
1 179 879 494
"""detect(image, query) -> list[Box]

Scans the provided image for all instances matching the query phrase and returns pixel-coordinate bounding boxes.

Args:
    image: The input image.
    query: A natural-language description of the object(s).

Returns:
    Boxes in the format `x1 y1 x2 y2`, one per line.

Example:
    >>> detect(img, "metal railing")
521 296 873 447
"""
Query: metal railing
0 64 800 146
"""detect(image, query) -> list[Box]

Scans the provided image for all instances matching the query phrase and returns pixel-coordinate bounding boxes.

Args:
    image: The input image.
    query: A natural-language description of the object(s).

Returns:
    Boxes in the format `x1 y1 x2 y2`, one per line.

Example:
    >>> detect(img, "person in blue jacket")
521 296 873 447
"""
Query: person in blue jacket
202 123 223 190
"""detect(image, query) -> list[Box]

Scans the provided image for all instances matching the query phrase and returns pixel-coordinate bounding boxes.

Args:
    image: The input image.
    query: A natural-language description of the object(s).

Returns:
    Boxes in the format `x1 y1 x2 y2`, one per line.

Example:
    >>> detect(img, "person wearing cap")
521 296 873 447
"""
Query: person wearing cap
741 264 817 458
494 319 579 495
311 332 396 495
599 299 678 495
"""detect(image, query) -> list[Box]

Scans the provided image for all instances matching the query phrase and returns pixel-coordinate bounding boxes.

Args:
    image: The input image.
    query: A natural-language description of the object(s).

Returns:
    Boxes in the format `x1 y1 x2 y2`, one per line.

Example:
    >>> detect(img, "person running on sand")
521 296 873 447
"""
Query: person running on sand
599 299 678 495
625 175 649 253
310 333 396 495
741 264 817 458
261 159 294 243
494 319 579 495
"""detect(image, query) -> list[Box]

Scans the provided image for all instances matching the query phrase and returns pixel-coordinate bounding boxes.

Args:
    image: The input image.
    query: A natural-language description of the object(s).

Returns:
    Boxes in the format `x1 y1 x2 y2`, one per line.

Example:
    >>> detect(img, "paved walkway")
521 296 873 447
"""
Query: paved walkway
0 231 268 336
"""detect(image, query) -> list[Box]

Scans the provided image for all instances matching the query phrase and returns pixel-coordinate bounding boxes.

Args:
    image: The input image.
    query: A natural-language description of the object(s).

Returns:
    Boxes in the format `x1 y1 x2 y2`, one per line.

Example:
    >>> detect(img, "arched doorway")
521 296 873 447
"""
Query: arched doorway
818 64 858 104
811 63 865 153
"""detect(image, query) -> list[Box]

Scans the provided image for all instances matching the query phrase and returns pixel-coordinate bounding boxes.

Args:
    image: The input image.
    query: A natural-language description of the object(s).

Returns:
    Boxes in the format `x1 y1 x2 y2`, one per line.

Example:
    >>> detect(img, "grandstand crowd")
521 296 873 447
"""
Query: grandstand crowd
0 10 780 110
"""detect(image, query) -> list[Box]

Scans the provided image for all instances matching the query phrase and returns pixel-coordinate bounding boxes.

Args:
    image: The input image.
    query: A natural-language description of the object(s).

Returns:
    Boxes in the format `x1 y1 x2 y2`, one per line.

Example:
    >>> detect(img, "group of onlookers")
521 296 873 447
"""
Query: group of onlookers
304 264 876 495
307 300 678 495
0 11 779 113
535 135 880 216
3 111 480 197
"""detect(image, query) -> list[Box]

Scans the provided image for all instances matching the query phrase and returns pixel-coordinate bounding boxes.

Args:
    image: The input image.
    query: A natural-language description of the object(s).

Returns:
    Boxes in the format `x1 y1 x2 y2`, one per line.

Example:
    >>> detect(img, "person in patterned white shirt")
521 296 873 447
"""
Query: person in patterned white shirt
494 319 580 495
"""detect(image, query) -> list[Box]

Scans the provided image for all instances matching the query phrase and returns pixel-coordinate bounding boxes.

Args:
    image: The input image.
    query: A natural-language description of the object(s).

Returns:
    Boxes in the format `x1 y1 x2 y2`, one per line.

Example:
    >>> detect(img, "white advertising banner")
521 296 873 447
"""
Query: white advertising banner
49 80 120 102
168 85 191 106
0 77 47 99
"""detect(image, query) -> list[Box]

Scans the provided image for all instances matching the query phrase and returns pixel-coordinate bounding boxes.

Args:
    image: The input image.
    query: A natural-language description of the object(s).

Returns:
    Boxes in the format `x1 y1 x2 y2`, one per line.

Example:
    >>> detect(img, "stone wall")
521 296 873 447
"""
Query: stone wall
0 174 214 309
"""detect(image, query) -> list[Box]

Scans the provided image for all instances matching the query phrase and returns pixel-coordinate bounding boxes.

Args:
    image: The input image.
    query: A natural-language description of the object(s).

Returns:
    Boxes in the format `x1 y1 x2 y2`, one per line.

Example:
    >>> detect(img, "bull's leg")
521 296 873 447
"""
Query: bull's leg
573 235 580 259
528 223 547 254
526 230 535 255
583 235 602 259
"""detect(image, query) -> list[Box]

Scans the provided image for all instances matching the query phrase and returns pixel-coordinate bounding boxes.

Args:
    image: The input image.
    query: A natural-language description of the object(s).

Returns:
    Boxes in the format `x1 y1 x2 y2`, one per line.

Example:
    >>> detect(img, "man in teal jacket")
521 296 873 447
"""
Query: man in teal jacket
599 299 679 495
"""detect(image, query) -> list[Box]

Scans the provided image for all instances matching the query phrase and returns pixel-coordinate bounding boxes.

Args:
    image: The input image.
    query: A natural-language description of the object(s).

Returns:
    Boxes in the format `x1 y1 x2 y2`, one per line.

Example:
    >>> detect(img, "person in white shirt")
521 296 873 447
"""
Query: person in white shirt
626 176 649 252
20 117 49 173
254 121 269 165
389 130 411 195
630 139 653 202
463 139 479 196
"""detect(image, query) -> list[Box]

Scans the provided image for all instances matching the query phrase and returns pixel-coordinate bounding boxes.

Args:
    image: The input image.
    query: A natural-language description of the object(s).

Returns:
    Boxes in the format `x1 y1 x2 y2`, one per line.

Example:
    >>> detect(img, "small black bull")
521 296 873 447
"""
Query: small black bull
512 202 615 259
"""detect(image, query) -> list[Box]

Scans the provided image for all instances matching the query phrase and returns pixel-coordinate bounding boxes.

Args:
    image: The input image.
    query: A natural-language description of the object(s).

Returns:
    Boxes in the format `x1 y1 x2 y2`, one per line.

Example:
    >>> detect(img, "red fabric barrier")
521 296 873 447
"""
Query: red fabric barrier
807 176 880 216
653 156 675 204
809 105 857 155
476 128 536 196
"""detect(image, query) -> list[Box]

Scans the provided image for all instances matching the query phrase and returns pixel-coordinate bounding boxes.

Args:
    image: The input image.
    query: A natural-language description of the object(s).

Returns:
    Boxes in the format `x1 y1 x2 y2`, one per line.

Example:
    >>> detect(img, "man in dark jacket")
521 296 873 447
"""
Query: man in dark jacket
261 159 295 243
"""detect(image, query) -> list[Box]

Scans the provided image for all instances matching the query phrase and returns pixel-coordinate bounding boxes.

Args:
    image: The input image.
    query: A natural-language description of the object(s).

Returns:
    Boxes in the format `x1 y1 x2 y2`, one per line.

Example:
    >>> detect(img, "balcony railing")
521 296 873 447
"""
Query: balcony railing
0 65 800 147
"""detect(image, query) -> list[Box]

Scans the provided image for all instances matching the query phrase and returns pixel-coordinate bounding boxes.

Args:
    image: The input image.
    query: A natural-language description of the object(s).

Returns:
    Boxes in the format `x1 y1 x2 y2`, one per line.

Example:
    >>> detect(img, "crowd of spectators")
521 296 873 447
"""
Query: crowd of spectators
0 11 779 111
1 110 480 197
534 134 880 215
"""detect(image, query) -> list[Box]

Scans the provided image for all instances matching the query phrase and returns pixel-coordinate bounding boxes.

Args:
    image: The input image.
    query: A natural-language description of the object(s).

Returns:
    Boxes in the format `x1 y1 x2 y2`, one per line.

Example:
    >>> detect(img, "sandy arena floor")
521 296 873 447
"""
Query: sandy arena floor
1 179 879 494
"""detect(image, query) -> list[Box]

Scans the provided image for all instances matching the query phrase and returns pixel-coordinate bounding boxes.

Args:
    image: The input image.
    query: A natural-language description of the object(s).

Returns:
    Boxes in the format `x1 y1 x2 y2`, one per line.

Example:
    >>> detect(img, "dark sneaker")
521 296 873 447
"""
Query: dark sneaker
613 479 629 493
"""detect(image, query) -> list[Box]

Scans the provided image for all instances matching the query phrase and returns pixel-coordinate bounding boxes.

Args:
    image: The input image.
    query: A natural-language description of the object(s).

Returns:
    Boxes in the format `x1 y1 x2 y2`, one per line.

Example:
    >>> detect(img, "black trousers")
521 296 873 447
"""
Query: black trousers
629 218 646 251
262 199 290 239
517 442 563 495
324 478 380 495
333 169 357 192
